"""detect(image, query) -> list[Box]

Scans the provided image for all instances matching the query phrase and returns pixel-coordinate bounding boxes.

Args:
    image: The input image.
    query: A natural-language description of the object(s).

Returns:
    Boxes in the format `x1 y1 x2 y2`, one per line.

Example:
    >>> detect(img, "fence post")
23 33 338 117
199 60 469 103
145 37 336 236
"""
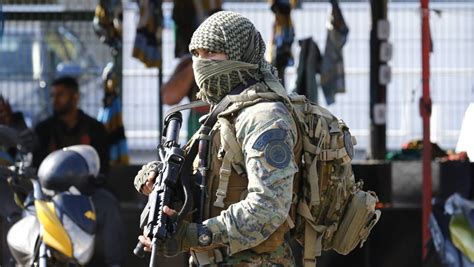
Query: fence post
369 0 389 160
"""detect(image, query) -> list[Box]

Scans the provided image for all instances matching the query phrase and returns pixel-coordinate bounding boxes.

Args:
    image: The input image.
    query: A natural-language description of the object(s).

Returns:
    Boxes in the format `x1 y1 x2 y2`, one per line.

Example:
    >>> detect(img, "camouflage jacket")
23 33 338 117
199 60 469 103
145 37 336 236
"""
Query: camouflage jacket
134 82 299 266
201 86 298 265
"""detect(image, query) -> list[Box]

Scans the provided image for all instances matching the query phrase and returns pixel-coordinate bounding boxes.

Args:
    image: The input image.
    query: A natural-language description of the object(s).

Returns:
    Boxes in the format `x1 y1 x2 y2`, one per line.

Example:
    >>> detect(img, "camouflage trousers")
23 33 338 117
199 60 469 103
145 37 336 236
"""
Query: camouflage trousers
189 242 295 267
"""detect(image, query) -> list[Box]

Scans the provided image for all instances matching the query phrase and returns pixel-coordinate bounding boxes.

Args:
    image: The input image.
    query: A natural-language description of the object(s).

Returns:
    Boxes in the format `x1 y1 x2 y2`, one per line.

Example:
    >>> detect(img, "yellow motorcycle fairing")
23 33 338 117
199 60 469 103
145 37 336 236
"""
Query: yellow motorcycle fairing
34 200 73 258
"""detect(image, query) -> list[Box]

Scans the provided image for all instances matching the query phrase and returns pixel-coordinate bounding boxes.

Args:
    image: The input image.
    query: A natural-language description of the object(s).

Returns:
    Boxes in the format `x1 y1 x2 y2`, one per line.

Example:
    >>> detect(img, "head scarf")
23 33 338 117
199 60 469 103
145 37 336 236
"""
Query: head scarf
189 11 277 104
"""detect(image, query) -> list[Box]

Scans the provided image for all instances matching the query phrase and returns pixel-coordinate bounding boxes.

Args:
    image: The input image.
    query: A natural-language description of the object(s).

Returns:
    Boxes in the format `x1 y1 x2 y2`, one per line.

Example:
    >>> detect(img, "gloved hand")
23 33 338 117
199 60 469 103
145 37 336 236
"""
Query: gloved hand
133 161 163 194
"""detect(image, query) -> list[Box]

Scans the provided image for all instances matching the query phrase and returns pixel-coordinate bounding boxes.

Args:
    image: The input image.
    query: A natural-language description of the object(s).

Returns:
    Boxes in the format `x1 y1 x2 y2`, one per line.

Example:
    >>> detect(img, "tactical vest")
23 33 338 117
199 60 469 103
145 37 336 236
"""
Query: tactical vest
194 94 303 254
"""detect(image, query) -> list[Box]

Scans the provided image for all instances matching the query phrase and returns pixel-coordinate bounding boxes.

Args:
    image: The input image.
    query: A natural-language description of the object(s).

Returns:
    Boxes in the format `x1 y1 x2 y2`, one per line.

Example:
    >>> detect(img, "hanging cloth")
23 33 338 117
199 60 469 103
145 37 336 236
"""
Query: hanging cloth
320 0 349 105
97 62 130 165
192 0 223 27
132 0 163 68
173 0 198 58
268 0 295 83
269 0 295 71
294 37 322 103
93 0 123 54
172 0 222 58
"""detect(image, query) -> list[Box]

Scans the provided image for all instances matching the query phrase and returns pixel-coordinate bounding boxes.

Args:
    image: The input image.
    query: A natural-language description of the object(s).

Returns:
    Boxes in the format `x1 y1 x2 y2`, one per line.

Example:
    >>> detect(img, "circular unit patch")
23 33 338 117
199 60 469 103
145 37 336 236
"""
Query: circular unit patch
264 140 291 169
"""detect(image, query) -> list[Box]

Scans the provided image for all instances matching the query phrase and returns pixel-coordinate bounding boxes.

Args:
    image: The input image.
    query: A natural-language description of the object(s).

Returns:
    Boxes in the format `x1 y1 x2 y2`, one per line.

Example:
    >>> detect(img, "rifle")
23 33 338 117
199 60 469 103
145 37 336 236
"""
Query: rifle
133 83 257 264
133 112 193 266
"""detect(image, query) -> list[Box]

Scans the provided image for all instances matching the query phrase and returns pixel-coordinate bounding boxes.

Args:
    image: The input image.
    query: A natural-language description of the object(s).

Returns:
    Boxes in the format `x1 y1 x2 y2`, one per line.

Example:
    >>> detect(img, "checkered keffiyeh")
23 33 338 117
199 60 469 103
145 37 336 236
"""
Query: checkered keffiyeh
189 11 276 103
189 11 265 64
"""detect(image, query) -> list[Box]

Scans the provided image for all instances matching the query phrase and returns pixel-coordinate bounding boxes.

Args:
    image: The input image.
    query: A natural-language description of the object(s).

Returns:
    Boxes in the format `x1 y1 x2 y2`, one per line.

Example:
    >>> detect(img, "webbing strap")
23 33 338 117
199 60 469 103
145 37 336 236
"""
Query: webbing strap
198 133 212 141
297 201 327 233
314 119 322 140
288 94 306 103
214 160 231 208
165 100 209 117
318 147 348 161
298 201 326 267
304 221 322 267
226 91 282 107
286 215 295 229
262 71 291 104
308 105 334 120
294 110 308 133
213 119 242 208
182 80 258 222
308 158 320 206
303 136 319 155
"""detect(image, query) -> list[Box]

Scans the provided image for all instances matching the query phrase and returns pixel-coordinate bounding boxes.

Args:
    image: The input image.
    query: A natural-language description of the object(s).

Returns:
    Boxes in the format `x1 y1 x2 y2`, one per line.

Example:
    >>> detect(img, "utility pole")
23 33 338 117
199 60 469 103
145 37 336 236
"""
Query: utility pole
369 0 391 160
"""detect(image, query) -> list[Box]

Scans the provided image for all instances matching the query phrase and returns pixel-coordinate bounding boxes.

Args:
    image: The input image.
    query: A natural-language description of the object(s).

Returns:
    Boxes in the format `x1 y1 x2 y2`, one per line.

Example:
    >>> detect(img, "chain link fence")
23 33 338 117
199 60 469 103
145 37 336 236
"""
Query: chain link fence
1 0 473 163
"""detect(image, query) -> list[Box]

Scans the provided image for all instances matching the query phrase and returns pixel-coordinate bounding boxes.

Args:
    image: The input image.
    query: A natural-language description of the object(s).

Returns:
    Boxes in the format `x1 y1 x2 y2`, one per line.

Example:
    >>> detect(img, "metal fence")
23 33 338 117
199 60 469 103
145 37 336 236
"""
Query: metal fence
1 0 473 163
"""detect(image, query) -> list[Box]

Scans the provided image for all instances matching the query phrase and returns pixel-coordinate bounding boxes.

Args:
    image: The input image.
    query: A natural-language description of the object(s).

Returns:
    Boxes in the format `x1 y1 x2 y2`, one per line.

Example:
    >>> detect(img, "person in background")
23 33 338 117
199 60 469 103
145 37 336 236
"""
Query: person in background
161 54 209 140
0 95 28 133
162 3 222 140
0 96 28 267
32 76 110 175
0 95 36 157
32 76 124 267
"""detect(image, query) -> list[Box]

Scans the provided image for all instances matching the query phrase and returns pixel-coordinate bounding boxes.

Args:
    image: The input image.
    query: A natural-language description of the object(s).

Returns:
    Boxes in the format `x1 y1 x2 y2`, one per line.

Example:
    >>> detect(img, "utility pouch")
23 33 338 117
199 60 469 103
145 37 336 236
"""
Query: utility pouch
331 190 381 255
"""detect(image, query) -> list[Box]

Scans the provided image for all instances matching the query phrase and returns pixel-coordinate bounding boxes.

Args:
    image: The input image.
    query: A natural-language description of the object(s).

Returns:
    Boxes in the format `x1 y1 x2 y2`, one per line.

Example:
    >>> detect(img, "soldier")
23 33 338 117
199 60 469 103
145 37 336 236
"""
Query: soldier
134 11 300 266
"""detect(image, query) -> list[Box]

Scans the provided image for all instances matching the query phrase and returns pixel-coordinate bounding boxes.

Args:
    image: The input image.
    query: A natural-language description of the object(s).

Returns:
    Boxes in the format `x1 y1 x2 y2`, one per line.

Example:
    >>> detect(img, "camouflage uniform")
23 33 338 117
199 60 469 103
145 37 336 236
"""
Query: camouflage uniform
201 98 298 266
135 11 299 266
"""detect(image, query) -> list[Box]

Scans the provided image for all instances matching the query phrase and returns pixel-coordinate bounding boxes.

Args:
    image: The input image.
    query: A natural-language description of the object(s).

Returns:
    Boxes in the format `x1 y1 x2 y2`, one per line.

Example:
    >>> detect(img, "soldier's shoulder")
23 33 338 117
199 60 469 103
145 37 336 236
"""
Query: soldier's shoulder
234 101 297 140
237 101 291 120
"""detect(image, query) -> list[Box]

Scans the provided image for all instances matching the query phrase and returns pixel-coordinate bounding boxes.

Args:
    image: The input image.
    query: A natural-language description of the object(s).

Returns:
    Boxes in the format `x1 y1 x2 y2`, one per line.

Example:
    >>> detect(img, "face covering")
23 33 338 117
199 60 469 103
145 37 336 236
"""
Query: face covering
192 57 259 104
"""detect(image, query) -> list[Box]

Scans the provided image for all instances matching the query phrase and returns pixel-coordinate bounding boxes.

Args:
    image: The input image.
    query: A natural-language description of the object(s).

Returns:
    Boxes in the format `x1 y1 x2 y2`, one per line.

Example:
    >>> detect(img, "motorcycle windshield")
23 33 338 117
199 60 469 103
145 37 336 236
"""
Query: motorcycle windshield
53 193 97 234
61 212 95 265
53 192 96 265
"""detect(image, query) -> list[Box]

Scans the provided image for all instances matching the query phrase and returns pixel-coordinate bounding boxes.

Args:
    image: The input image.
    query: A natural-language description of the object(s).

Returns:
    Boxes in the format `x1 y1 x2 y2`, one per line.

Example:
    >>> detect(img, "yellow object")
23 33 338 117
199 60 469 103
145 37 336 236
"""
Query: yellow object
35 200 73 258
84 210 96 221
450 214 474 262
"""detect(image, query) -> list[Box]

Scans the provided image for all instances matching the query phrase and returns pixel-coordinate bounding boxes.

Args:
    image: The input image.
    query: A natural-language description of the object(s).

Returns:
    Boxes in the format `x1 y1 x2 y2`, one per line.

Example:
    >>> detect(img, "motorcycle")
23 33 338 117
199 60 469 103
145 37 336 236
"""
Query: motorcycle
1 126 99 266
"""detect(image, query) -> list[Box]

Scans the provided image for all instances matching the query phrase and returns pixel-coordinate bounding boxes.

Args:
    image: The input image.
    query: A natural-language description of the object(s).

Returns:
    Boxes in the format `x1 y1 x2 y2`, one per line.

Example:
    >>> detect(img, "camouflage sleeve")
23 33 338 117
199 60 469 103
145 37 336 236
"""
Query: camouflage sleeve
203 101 298 255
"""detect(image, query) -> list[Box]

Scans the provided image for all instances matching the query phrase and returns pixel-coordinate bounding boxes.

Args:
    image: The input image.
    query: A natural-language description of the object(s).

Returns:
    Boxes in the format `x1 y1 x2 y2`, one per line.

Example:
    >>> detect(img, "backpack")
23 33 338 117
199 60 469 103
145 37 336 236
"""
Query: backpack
220 74 381 266
175 73 381 265
287 94 381 266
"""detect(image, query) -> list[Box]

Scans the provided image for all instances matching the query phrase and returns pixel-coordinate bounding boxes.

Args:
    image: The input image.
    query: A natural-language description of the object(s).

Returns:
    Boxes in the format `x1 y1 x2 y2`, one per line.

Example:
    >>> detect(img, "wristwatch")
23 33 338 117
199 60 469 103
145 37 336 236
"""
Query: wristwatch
197 224 212 247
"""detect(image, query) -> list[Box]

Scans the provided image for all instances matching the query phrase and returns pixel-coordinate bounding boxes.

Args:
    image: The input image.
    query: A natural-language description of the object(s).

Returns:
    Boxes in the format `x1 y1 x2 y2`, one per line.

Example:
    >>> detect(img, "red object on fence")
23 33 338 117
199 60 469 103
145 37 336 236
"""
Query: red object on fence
420 0 432 260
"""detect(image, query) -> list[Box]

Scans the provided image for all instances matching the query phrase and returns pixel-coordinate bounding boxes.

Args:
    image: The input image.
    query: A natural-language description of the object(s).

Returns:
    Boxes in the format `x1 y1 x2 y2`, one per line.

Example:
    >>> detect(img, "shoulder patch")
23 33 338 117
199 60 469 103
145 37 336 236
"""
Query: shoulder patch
264 140 292 169
252 128 287 151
